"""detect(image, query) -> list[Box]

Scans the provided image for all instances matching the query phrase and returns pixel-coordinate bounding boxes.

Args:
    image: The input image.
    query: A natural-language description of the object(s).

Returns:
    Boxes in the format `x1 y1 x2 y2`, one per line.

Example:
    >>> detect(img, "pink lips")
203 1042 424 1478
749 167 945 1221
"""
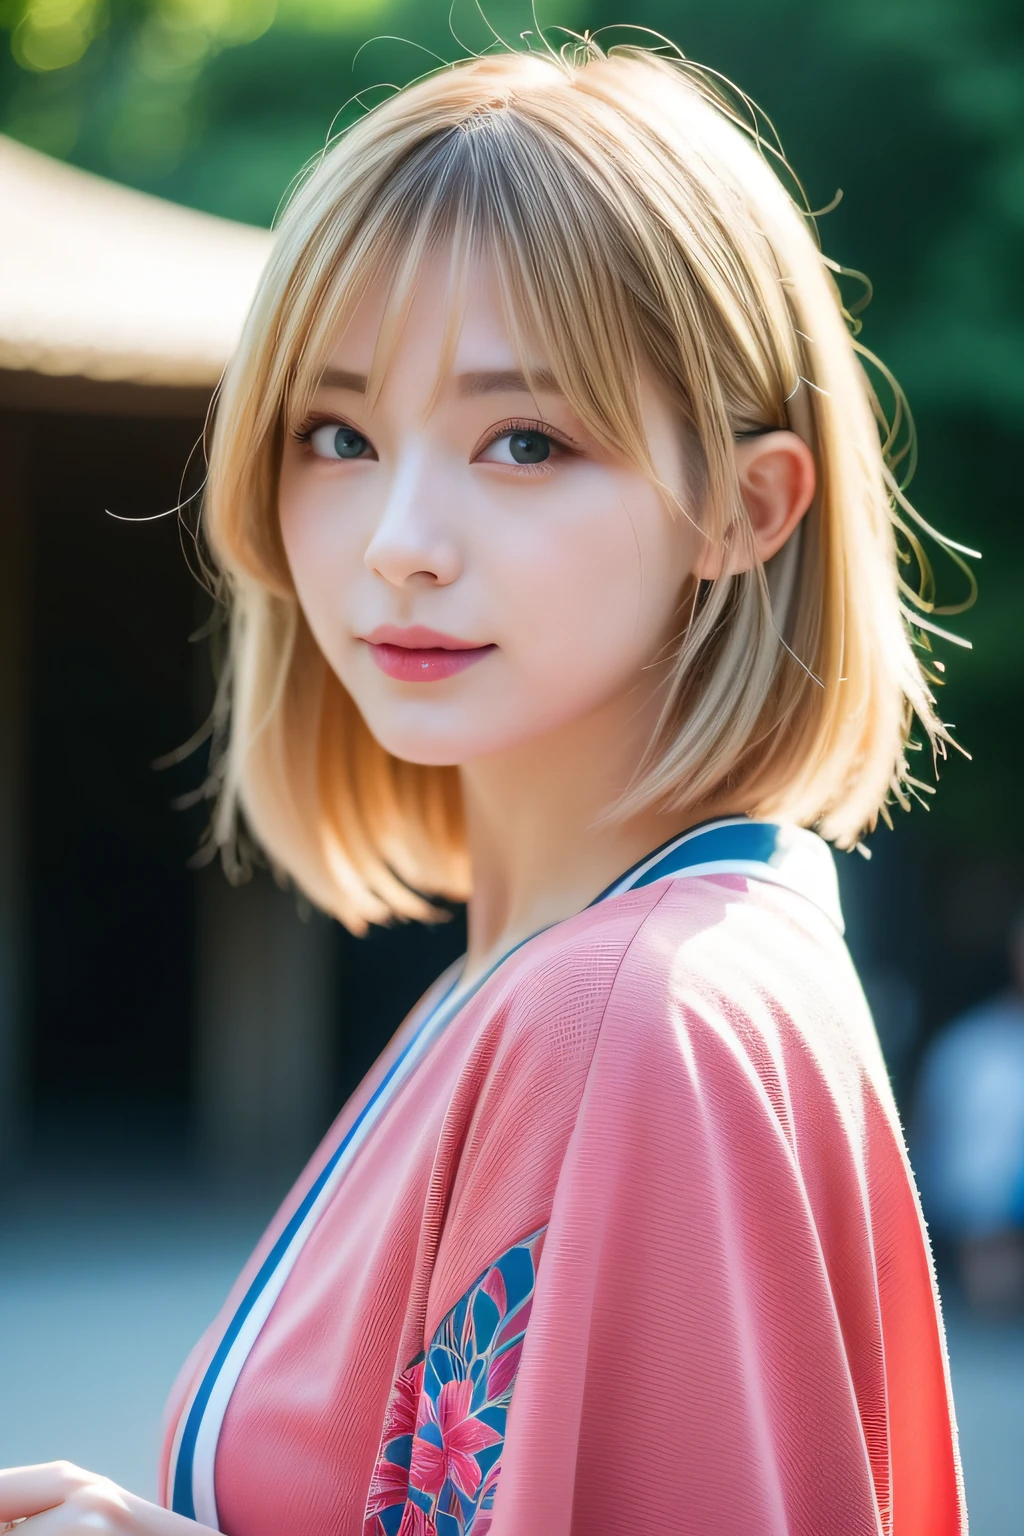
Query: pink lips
361 625 496 683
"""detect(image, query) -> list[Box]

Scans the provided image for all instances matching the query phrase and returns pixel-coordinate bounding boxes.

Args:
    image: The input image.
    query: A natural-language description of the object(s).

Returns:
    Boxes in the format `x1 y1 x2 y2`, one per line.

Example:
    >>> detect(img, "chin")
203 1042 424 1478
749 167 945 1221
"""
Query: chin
377 738 470 767
361 717 491 768
359 706 532 768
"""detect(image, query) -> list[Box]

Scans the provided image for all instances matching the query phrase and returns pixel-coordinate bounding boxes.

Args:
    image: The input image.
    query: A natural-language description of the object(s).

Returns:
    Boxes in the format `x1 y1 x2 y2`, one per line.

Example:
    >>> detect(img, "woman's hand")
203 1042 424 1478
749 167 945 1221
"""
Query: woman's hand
0 1464 215 1535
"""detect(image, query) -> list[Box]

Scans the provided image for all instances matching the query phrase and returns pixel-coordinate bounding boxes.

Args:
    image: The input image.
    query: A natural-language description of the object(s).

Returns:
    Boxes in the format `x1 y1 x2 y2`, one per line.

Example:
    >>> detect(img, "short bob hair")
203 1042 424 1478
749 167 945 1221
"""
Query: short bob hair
201 40 958 933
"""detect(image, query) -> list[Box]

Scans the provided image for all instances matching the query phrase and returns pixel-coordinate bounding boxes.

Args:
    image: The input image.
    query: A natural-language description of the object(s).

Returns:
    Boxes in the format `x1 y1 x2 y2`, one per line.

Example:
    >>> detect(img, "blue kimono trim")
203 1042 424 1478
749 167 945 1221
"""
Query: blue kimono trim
363 1226 547 1536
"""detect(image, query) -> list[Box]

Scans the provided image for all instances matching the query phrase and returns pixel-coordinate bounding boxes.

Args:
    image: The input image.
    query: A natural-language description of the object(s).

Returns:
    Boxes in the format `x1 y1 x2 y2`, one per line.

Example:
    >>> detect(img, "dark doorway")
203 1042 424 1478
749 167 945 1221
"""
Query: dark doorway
27 408 207 1151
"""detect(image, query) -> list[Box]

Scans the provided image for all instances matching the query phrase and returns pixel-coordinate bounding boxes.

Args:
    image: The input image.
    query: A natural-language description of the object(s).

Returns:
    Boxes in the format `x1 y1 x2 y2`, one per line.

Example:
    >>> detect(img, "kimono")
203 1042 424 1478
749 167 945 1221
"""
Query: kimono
161 818 966 1536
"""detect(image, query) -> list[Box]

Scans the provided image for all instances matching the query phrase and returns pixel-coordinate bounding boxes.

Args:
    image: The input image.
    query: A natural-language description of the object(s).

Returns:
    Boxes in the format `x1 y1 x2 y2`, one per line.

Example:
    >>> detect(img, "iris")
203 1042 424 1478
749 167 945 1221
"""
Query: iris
507 430 550 464
333 426 369 458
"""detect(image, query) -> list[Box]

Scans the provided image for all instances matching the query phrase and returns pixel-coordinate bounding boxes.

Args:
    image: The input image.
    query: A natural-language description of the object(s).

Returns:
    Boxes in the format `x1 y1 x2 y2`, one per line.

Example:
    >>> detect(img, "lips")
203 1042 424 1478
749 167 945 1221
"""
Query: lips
360 625 496 683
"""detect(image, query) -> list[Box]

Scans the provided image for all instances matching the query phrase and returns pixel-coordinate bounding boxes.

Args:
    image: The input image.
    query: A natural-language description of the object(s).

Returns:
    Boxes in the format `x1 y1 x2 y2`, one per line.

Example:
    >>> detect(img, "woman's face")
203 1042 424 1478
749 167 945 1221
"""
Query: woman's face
278 250 704 767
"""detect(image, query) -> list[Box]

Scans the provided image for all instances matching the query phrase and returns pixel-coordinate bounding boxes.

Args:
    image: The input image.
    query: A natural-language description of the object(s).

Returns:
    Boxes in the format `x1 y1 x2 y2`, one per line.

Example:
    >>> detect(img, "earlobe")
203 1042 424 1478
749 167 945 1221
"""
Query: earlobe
694 431 816 580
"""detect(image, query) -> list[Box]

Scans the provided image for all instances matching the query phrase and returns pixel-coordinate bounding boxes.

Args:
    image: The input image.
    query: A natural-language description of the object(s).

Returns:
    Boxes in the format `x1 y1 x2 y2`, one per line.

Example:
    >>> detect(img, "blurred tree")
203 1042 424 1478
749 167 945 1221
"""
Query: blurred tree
0 1 584 219
1 0 1020 852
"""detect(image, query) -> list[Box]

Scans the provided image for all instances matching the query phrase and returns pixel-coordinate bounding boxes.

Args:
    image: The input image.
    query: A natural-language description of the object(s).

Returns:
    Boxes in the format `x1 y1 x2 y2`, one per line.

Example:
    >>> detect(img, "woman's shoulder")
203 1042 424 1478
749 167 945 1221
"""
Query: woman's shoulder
499 871 854 1019
489 871 884 1114
435 872 891 1325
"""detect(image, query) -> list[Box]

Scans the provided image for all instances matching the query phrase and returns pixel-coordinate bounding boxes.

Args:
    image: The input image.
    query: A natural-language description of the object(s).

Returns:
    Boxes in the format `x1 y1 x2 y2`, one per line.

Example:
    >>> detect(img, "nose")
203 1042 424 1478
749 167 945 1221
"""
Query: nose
364 443 462 588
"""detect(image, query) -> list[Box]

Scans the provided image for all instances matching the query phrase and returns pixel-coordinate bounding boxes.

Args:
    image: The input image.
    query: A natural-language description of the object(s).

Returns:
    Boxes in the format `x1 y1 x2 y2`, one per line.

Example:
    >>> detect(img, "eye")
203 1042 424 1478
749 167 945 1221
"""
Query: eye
308 422 374 461
477 427 555 467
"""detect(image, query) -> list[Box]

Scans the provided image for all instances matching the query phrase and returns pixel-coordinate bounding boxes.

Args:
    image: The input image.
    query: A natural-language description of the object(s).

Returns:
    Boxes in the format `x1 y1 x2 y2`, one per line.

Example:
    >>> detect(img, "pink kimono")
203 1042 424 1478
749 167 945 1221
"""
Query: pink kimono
161 820 966 1536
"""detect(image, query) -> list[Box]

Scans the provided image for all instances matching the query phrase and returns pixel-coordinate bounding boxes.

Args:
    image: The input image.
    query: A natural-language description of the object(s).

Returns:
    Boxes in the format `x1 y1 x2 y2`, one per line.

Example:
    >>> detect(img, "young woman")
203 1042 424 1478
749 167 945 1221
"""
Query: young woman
0 39 967 1536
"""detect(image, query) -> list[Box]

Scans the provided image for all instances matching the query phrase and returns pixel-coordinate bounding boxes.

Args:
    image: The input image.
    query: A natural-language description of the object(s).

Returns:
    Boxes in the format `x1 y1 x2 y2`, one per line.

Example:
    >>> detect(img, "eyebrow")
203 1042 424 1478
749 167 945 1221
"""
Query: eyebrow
316 366 563 397
318 368 368 392
456 367 562 397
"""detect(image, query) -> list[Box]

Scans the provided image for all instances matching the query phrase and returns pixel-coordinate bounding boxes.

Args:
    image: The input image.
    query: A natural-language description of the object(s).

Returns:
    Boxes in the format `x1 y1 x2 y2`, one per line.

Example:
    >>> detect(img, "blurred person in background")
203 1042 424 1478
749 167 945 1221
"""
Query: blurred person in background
913 912 1024 1314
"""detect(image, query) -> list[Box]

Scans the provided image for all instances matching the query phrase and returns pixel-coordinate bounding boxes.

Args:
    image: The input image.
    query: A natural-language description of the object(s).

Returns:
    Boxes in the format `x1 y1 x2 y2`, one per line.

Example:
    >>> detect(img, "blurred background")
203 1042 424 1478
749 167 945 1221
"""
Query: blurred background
0 0 1021 1528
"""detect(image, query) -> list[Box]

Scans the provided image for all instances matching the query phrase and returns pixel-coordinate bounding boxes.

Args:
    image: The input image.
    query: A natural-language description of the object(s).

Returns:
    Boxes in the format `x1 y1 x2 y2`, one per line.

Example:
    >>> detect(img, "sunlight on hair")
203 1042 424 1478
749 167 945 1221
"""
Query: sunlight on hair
193 30 973 931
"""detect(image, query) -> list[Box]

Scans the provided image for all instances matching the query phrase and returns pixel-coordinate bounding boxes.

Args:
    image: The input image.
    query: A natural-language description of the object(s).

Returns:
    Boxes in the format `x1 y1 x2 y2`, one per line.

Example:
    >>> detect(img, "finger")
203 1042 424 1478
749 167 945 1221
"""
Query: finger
0 1466 86 1524
15 1482 206 1536
14 1478 128 1535
12 1504 73 1534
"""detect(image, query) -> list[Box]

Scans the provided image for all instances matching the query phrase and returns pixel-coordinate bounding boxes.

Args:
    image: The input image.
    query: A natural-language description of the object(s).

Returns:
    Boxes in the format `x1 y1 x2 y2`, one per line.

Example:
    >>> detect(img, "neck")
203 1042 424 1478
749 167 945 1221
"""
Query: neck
456 683 697 987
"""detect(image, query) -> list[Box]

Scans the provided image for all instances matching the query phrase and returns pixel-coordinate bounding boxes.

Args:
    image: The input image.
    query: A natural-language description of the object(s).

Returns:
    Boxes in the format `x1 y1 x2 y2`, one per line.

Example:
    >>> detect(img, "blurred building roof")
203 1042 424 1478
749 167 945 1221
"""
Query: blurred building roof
0 135 272 390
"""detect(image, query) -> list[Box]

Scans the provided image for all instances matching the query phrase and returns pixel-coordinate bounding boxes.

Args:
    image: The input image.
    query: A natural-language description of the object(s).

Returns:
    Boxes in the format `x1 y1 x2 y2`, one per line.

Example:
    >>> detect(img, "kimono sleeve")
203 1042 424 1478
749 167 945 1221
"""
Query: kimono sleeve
486 948 966 1536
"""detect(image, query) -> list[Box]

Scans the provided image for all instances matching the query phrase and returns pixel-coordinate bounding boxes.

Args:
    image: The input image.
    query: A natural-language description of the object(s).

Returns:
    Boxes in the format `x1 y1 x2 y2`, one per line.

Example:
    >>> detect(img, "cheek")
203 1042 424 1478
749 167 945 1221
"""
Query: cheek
278 471 361 647
278 464 317 590
496 483 693 696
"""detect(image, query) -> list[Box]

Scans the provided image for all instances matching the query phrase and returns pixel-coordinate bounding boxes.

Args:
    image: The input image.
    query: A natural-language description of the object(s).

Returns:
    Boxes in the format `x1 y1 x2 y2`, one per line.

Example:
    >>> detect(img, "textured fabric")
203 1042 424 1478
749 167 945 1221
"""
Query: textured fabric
161 874 965 1536
364 1227 546 1535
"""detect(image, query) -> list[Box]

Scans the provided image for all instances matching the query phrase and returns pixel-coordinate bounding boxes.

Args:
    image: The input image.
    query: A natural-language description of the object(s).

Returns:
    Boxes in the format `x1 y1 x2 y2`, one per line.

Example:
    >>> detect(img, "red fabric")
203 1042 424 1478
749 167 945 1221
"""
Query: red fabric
162 875 965 1535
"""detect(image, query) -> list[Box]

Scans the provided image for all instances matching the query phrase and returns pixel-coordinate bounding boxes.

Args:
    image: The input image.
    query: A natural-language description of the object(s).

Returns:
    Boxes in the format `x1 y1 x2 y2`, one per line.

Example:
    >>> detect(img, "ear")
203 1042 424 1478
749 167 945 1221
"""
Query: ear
693 430 816 579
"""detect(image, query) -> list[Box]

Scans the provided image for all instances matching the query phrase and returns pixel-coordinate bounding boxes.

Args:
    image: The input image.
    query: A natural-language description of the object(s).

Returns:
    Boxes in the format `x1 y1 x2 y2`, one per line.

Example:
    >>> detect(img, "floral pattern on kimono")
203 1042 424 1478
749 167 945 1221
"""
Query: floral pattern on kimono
364 1226 547 1536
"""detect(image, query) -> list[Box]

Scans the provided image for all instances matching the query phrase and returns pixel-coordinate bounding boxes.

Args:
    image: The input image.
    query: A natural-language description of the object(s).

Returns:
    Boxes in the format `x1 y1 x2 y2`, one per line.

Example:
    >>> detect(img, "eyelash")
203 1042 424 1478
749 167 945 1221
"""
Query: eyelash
481 417 578 475
291 414 579 473
292 413 362 447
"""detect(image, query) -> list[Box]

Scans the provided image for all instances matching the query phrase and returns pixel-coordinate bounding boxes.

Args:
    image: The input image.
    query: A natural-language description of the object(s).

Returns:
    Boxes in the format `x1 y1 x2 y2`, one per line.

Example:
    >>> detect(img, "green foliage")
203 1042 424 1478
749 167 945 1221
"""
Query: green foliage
2 0 1021 851
0 2 578 215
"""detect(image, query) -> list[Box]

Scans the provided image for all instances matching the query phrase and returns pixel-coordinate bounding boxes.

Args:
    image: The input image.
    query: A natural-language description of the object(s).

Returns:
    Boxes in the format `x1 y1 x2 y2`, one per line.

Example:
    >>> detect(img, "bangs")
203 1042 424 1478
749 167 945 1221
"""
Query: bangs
282 111 669 493
201 45 953 929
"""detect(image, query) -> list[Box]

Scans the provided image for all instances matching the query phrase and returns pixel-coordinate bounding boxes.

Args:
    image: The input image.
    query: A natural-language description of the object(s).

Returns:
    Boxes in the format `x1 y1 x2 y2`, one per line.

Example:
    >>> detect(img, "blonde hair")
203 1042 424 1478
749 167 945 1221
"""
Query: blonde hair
200 39 961 933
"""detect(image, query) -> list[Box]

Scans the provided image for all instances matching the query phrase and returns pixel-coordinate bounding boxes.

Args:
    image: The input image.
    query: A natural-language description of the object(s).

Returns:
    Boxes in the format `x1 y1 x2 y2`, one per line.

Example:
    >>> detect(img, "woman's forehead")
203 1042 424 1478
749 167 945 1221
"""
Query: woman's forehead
322 247 529 374
314 247 560 404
